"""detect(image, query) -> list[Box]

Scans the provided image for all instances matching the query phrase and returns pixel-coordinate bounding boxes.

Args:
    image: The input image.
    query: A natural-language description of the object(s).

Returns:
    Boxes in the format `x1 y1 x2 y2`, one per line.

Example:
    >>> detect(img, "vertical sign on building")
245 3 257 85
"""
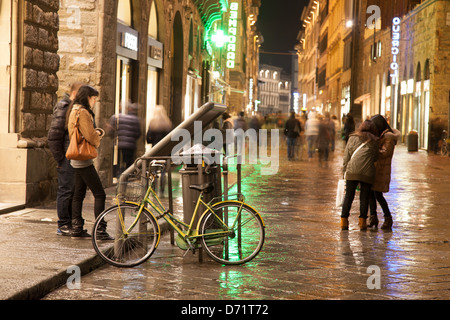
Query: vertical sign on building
390 17 401 85
227 2 239 69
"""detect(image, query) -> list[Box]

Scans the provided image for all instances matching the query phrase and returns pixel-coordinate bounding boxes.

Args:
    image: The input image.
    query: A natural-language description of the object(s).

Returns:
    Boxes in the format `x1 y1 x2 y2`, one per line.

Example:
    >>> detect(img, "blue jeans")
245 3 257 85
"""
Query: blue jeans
306 135 317 158
287 137 296 159
56 158 74 228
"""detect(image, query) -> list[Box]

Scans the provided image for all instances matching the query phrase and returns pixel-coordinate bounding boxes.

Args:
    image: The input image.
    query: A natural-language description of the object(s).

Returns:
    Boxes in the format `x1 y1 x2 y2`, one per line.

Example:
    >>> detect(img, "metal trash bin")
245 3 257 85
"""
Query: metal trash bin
407 130 418 152
179 144 222 227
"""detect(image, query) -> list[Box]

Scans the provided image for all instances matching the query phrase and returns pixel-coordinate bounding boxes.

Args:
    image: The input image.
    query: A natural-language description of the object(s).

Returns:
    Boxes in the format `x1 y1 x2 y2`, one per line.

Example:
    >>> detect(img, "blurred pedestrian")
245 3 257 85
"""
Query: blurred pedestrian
284 111 302 161
66 85 111 240
295 113 306 160
305 111 319 160
221 112 234 156
249 113 261 143
341 120 379 231
48 82 83 236
331 115 340 151
146 105 172 146
317 113 335 166
430 117 444 154
368 115 401 230
234 111 247 156
343 113 355 144
146 105 172 194
107 102 141 178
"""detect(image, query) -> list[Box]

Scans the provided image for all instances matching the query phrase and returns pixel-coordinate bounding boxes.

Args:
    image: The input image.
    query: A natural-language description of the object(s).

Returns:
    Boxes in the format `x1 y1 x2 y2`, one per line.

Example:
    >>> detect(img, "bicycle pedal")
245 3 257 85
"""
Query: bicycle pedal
183 247 195 256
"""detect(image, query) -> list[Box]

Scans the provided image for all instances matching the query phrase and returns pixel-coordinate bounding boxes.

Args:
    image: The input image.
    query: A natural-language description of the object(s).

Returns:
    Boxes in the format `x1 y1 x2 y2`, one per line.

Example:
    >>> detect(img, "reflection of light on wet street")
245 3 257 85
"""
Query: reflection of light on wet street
44 143 450 300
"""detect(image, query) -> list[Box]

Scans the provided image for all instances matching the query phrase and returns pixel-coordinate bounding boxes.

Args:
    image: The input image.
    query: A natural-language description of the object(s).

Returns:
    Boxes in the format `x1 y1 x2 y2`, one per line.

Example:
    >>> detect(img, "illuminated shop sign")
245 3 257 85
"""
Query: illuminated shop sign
249 78 254 104
227 2 239 69
121 32 138 52
390 17 400 85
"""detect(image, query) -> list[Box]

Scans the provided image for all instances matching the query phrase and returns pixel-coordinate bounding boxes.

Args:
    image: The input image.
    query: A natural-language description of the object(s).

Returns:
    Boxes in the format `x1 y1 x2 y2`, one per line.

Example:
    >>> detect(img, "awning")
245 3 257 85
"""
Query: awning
194 0 228 30
354 93 371 104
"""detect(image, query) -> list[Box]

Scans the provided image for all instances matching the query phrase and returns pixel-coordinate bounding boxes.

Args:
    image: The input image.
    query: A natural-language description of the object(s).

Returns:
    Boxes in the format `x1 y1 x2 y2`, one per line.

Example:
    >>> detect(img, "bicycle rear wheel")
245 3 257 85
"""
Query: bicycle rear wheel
199 201 265 265
92 203 160 268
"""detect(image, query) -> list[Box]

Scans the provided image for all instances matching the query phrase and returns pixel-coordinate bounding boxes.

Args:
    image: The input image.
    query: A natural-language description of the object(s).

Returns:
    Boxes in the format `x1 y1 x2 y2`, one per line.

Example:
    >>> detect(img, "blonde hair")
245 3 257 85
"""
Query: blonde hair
149 105 172 131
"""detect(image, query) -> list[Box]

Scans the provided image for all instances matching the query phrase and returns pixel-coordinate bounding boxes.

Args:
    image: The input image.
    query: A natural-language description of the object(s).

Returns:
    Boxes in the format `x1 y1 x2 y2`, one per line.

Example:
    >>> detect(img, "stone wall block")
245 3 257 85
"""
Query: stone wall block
33 5 44 25
44 93 54 111
36 114 46 130
23 68 38 88
23 113 36 131
37 71 48 89
38 28 50 49
31 92 42 109
33 49 44 68
65 0 96 10
58 36 83 53
24 46 33 66
44 52 59 72
24 25 38 46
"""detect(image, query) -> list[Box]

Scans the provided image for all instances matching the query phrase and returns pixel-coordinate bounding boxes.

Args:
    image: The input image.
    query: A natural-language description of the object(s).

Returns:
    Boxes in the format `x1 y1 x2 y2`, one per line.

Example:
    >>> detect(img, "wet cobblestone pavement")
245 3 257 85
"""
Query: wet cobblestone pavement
43 142 450 300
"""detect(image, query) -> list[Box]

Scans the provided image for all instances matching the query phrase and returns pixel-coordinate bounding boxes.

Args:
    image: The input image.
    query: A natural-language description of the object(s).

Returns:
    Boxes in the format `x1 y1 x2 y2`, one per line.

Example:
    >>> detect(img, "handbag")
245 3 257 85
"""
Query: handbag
66 110 98 161
336 179 346 207
336 141 368 207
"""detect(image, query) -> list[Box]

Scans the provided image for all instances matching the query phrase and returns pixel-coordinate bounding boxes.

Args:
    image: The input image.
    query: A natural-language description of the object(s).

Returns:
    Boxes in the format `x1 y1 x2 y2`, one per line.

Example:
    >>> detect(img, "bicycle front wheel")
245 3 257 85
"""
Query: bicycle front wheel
199 201 265 265
92 203 160 268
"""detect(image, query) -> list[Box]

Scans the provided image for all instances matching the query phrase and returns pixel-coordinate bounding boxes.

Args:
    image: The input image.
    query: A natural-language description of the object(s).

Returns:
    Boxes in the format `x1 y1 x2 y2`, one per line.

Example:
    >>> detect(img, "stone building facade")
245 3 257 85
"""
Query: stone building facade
0 0 261 206
0 0 60 205
258 64 282 115
352 0 450 149
297 0 450 150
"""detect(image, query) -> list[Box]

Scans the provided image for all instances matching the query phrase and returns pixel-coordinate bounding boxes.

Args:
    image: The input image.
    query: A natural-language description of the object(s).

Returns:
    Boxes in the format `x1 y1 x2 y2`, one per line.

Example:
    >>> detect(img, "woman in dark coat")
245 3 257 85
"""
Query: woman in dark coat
368 115 401 230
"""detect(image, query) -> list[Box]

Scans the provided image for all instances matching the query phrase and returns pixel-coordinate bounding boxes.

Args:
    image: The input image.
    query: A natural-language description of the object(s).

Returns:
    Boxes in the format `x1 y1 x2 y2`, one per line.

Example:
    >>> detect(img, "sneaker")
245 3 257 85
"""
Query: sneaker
56 225 71 236
71 229 91 239
96 230 114 241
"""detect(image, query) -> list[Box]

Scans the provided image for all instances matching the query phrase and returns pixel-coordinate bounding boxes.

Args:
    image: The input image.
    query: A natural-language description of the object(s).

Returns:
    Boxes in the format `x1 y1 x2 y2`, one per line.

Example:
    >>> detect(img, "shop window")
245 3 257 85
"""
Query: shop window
118 0 132 27
148 1 158 39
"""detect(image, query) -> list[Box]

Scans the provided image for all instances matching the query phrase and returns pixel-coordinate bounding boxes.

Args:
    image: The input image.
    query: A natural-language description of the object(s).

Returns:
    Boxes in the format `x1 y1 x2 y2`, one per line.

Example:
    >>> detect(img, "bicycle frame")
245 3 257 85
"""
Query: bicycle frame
115 181 256 246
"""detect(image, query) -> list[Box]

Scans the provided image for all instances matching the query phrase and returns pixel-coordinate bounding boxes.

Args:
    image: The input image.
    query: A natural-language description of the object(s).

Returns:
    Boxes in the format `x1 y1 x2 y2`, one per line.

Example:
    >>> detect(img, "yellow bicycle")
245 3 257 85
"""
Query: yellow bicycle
92 158 265 268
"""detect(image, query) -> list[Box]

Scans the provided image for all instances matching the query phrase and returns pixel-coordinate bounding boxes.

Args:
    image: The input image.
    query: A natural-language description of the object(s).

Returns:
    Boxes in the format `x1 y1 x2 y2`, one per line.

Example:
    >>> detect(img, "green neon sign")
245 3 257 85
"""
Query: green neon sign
227 2 239 69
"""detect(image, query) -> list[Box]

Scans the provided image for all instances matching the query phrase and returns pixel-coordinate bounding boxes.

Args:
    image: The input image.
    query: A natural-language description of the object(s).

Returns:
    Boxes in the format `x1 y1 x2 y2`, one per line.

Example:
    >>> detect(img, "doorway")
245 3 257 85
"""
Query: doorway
170 12 184 126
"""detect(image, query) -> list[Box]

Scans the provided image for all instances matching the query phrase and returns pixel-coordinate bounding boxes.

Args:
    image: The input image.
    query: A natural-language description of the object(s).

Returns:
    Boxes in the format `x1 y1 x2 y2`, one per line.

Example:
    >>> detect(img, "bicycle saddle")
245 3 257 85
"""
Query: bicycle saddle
189 182 214 194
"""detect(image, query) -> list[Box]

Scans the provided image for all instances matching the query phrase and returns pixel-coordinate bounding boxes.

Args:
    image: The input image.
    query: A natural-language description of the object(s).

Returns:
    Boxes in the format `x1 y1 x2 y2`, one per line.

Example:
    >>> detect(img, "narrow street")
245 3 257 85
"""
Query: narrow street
43 140 450 300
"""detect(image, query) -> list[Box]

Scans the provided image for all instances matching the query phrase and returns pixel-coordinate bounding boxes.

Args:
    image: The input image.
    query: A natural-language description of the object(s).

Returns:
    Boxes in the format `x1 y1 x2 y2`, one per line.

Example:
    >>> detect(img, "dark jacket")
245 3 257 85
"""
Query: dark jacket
48 94 71 166
108 114 141 150
146 127 171 146
284 116 302 138
343 134 379 184
317 119 334 148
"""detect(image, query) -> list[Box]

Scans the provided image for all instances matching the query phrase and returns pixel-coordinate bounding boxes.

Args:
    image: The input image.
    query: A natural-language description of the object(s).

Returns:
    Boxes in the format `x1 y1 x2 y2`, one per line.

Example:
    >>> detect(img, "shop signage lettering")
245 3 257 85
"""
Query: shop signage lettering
249 78 254 104
227 2 239 69
122 32 138 52
390 17 401 85
149 45 162 60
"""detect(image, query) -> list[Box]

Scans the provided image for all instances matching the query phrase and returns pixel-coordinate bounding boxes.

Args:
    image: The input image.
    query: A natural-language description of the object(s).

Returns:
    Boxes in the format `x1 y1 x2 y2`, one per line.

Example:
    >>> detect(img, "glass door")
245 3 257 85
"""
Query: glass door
114 57 133 176
146 67 159 153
